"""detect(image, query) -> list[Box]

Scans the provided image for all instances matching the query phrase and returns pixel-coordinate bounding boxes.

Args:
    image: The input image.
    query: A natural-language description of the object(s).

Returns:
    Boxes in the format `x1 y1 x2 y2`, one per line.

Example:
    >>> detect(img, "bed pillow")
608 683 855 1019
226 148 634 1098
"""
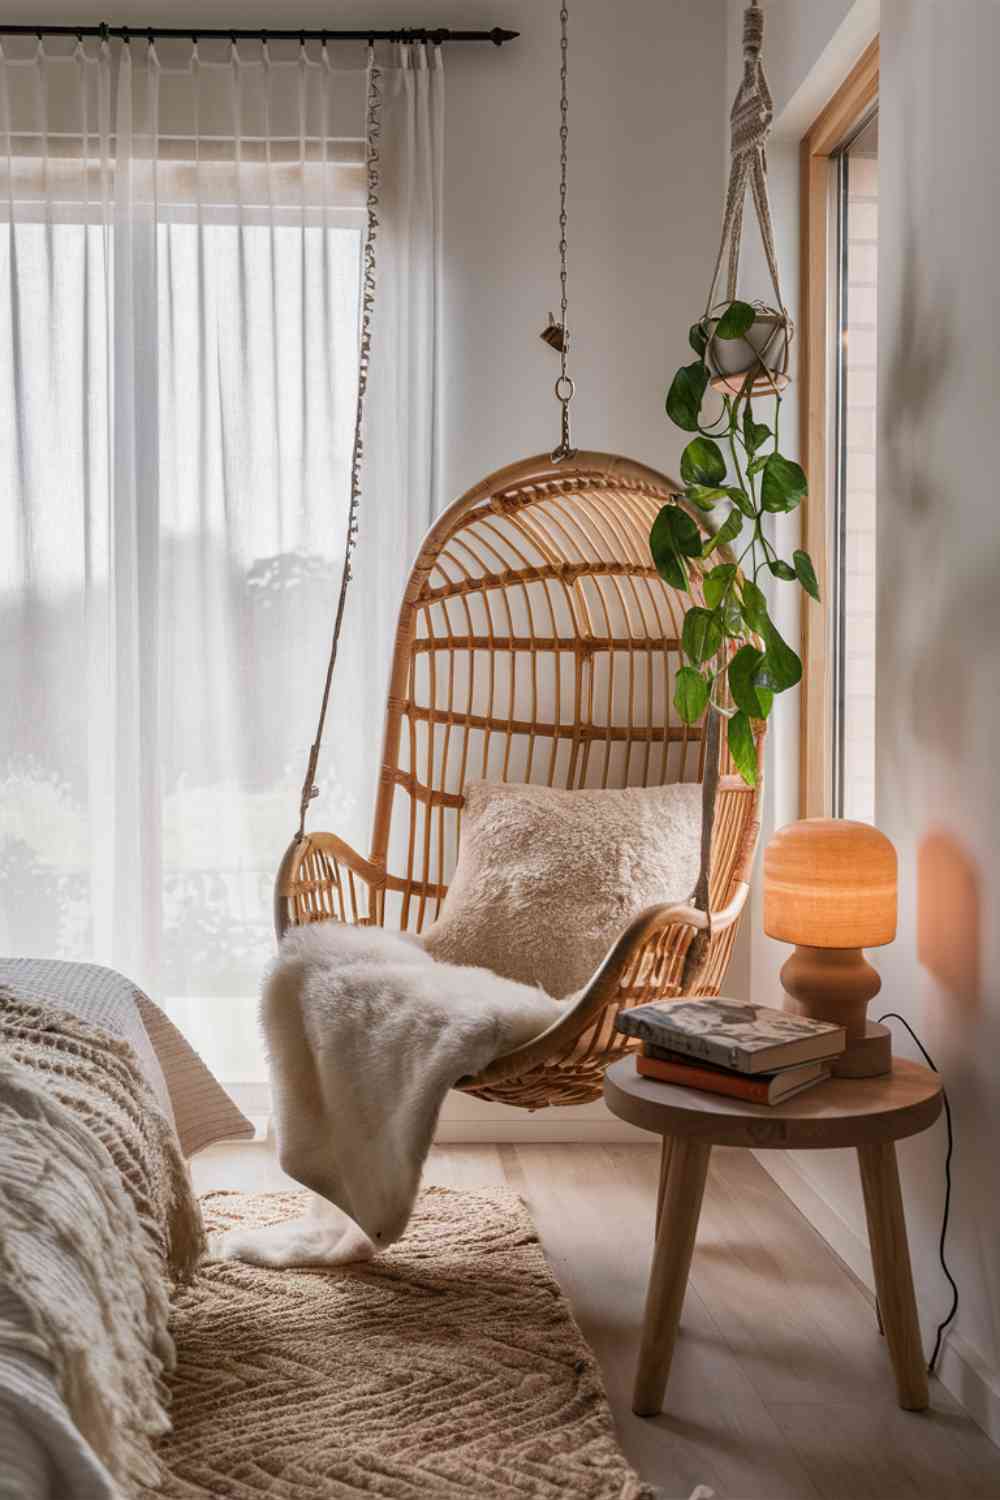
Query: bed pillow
420 780 703 999
0 958 253 1157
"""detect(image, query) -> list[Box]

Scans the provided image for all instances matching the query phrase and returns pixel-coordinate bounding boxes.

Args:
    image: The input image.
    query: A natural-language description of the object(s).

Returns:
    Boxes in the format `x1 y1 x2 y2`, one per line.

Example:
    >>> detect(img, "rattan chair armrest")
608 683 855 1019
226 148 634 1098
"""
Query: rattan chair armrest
316 833 384 889
456 883 750 1089
274 831 385 936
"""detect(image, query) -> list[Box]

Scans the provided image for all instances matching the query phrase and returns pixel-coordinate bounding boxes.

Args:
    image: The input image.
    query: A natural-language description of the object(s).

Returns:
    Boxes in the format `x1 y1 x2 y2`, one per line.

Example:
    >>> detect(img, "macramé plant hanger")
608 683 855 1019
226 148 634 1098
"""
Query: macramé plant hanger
702 0 790 396
274 6 764 1110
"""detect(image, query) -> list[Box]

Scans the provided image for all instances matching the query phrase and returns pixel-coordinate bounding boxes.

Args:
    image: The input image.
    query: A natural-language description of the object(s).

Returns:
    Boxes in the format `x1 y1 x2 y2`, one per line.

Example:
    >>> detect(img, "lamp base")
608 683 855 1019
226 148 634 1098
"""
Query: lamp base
828 1020 892 1078
780 944 892 1078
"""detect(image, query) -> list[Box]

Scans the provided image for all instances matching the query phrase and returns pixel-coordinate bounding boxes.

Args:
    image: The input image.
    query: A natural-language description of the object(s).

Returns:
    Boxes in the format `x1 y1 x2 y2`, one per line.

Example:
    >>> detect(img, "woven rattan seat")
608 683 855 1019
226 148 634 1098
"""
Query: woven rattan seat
275 452 763 1109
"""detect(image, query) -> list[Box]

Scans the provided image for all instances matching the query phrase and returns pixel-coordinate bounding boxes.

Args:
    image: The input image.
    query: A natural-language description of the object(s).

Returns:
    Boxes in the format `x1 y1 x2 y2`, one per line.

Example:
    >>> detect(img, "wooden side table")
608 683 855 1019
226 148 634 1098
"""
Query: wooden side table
604 1056 943 1418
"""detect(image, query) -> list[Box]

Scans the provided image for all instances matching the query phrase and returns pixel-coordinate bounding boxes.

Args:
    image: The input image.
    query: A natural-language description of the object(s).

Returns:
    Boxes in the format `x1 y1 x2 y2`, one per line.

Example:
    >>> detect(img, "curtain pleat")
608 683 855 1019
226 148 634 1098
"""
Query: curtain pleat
0 36 444 1083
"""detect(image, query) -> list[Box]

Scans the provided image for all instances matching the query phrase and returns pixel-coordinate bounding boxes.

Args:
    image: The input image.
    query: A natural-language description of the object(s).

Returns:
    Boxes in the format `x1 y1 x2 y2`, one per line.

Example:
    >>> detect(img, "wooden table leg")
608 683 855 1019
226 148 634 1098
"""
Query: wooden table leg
633 1137 711 1418
654 1134 674 1234
856 1141 929 1411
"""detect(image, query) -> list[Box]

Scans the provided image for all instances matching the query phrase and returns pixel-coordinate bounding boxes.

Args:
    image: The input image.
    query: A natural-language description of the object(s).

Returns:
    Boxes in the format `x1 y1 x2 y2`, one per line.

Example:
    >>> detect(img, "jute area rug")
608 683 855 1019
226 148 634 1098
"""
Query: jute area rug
150 1186 657 1499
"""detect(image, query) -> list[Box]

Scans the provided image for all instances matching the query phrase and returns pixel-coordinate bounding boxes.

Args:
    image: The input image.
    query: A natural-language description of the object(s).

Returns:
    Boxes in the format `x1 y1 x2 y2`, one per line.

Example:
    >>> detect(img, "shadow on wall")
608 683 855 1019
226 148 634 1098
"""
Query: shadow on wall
878 69 1000 1378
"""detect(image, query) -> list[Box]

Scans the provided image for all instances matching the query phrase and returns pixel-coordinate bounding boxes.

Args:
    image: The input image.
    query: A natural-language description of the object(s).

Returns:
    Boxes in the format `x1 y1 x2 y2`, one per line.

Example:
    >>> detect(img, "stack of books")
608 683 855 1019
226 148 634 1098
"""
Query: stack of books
614 997 846 1105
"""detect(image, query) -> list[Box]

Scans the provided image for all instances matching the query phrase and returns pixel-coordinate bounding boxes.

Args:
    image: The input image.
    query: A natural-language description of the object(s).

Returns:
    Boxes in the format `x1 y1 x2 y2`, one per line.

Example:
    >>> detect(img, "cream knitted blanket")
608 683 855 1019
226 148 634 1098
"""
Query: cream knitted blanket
0 995 205 1493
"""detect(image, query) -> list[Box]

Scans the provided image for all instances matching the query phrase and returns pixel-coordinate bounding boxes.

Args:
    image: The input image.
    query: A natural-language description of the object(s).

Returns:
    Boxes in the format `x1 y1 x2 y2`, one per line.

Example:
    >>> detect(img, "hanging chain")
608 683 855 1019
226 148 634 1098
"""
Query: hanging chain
551 1 575 462
296 45 381 839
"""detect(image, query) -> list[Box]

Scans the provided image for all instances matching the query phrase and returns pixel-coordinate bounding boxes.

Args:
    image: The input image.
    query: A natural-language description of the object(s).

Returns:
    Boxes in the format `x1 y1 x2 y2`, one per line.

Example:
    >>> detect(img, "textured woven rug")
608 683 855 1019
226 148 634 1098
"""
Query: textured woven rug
150 1186 655 1499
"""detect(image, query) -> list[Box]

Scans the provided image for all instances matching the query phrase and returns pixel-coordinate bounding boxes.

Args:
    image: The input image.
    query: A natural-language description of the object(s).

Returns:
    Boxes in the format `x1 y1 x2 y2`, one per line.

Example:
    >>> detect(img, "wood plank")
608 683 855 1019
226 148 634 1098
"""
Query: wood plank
770 1399 1000 1500
421 1143 507 1189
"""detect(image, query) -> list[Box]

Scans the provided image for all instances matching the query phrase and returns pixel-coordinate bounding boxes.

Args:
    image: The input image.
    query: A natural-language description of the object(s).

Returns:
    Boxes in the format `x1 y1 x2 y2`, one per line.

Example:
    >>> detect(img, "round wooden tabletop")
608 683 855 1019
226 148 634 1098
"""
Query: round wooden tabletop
603 1056 943 1150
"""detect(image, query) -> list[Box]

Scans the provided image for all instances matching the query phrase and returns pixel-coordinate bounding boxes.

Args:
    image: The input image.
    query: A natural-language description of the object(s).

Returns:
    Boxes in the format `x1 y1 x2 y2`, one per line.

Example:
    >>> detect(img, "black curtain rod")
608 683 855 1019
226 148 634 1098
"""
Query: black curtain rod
0 22 518 45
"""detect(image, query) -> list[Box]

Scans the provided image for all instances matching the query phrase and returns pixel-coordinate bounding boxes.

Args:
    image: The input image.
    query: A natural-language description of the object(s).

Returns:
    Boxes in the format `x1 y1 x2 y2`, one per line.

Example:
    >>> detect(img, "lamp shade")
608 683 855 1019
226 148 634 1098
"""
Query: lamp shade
763 818 897 949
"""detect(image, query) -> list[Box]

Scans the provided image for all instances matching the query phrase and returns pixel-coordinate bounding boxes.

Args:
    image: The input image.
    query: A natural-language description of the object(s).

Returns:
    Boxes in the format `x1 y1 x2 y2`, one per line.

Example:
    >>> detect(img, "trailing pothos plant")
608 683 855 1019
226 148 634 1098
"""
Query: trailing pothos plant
651 297 820 954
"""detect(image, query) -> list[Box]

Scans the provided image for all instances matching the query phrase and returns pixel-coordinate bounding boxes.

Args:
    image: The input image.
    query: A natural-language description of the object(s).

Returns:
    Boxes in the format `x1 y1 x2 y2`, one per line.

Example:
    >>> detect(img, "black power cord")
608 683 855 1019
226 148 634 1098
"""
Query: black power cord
876 1012 959 1374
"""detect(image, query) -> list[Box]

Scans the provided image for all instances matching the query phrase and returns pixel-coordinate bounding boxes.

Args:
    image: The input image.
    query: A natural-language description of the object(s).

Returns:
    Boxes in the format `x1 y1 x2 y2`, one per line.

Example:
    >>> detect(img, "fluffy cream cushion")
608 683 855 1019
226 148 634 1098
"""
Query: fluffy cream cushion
421 780 703 999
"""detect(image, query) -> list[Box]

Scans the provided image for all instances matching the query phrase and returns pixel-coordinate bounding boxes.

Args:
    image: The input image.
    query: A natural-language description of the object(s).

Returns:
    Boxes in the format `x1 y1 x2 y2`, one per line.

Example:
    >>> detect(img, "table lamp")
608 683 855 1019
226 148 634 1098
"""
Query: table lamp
763 818 897 1077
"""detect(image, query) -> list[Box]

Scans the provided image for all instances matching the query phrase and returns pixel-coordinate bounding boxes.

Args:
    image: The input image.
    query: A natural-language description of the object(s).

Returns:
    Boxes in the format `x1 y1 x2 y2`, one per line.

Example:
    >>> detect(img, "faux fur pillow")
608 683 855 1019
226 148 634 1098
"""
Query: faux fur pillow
421 780 703 999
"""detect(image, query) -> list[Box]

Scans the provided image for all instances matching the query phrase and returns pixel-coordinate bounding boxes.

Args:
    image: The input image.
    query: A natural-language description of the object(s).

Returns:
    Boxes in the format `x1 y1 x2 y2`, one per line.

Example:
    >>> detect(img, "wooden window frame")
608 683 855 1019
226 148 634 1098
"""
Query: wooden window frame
799 39 879 818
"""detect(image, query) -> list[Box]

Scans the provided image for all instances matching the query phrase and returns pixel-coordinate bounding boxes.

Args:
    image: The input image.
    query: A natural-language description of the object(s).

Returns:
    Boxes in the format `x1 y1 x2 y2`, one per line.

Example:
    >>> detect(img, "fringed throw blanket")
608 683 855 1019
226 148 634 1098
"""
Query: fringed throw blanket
0 994 205 1494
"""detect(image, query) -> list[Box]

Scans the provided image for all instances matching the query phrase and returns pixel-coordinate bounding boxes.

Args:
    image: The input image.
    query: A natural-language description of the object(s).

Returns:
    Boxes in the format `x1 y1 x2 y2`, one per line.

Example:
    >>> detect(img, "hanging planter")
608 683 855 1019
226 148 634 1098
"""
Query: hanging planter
648 0 822 987
703 298 791 395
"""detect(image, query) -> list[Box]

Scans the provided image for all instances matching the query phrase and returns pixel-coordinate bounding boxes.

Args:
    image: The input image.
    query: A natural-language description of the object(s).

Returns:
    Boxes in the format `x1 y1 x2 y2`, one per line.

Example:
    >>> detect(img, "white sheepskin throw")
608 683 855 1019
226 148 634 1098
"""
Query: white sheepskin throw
422 779 703 998
217 924 564 1269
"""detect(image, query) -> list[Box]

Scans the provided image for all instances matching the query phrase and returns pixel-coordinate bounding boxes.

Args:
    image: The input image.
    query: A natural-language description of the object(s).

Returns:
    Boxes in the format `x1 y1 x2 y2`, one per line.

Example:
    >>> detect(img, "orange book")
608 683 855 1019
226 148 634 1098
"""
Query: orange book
635 1050 829 1105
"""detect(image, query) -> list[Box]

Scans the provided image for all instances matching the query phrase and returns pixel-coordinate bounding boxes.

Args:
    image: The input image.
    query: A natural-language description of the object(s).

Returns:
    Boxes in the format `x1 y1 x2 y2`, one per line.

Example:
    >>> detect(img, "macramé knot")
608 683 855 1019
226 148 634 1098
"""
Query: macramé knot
743 3 764 60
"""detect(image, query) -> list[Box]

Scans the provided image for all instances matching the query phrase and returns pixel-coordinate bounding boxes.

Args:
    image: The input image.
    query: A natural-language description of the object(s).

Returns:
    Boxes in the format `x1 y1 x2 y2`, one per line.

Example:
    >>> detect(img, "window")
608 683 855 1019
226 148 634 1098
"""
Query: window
831 111 878 821
1 112 364 1084
799 41 879 819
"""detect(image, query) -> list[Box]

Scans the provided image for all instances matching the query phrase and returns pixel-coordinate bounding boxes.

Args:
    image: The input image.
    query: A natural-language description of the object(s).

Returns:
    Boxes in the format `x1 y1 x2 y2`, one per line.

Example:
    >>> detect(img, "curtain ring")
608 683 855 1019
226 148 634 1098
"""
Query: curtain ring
147 28 154 47
121 25 130 46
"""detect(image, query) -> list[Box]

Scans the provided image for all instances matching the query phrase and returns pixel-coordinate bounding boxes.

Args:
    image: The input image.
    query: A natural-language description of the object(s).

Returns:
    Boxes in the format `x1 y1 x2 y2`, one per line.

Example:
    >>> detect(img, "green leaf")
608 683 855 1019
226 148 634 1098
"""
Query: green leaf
720 595 744 637
761 453 808 512
793 548 821 601
654 505 703 559
666 360 710 432
674 666 710 724
752 675 773 719
682 607 724 666
728 643 772 719
715 300 756 340
743 408 771 454
740 578 769 632
689 321 708 359
653 549 688 590
680 436 727 488
701 507 743 557
685 484 729 510
729 485 758 518
768 558 797 581
746 455 768 476
727 710 758 787
756 616 803 693
703 563 737 609
650 504 703 591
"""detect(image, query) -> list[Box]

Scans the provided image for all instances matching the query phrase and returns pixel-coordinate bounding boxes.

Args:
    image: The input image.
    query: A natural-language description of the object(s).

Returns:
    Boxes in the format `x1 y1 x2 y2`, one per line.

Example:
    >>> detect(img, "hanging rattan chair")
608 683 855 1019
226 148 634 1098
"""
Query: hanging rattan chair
275 451 763 1110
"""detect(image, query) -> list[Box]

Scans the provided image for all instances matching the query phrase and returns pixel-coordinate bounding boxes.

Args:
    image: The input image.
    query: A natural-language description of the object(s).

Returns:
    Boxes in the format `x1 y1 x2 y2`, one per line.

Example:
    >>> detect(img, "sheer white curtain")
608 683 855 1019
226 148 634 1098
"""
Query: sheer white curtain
341 43 445 830
0 36 443 1082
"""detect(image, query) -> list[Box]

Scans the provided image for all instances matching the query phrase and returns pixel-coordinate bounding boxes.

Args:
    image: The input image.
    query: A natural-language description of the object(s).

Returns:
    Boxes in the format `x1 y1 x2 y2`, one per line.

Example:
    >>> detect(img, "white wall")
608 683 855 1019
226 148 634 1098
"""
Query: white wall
873 0 1000 1435
727 0 1000 1442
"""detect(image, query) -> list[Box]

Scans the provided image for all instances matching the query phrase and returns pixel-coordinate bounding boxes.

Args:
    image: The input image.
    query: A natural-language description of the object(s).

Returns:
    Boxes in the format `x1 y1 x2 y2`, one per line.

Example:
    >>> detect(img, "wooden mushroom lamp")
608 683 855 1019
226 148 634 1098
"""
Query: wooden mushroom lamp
763 819 898 1077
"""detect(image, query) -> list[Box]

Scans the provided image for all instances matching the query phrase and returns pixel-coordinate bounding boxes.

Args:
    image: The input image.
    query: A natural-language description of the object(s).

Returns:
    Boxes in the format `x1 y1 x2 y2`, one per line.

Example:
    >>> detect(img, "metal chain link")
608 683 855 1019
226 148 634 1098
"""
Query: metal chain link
551 1 575 462
296 45 381 838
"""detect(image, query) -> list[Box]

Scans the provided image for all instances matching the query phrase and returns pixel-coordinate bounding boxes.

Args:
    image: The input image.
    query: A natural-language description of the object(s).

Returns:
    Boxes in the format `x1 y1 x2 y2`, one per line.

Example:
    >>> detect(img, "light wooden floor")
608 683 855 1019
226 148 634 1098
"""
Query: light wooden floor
192 1142 1000 1500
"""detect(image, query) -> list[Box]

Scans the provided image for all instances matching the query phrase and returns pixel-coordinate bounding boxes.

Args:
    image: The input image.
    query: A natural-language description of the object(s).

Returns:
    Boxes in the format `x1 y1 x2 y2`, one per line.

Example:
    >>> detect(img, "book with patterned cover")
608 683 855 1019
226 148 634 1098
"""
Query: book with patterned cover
615 997 845 1074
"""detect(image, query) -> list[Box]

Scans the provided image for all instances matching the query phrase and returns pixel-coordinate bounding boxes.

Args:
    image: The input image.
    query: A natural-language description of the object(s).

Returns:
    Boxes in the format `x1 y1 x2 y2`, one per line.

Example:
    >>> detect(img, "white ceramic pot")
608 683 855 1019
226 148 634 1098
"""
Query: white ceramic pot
706 309 790 395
